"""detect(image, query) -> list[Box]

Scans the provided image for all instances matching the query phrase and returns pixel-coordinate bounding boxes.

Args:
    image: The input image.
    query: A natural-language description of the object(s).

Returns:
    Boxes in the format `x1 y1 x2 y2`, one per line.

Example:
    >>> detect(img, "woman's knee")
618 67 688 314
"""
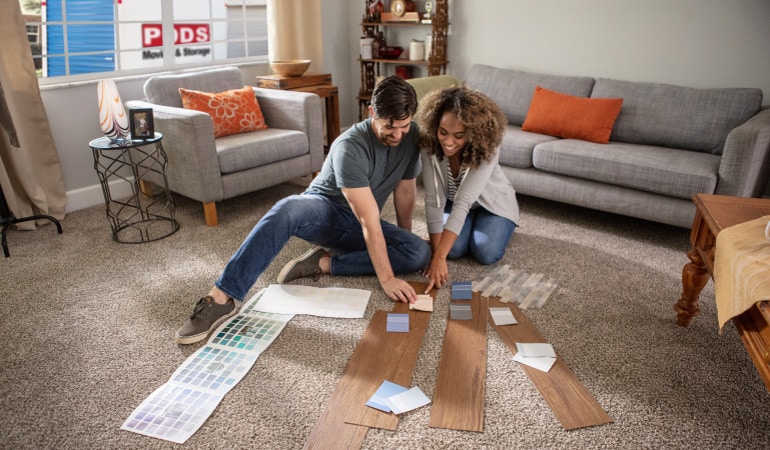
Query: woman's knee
473 250 503 265
471 241 506 265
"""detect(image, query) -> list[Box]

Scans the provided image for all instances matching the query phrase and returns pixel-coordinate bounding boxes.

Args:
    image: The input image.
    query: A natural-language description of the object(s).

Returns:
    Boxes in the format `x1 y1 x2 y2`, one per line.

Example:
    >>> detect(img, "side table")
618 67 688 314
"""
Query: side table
255 73 340 150
89 133 179 243
675 193 770 390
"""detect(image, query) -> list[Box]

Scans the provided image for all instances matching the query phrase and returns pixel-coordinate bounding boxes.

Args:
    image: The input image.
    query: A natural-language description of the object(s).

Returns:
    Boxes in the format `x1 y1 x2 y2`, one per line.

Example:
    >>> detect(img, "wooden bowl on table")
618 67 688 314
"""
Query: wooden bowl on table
270 59 311 77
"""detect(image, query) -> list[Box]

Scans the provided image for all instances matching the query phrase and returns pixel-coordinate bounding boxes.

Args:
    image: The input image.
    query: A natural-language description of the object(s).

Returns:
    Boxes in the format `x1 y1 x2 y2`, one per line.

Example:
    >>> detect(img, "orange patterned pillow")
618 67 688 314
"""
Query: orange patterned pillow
522 86 623 144
179 86 268 137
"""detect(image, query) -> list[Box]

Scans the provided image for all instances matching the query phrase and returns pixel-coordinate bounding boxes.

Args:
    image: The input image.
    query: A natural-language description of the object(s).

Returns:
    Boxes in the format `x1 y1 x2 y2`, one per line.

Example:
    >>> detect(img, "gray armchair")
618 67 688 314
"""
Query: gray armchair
125 66 324 226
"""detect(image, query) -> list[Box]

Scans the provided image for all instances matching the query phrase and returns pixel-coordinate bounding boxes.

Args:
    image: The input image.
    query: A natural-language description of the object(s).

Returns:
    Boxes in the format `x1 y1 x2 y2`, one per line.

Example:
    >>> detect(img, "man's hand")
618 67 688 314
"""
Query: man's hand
381 277 418 303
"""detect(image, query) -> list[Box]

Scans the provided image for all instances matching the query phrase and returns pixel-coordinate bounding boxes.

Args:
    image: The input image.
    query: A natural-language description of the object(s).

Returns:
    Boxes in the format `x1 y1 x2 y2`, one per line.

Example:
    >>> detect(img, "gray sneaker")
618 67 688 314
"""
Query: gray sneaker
277 246 326 284
175 296 237 344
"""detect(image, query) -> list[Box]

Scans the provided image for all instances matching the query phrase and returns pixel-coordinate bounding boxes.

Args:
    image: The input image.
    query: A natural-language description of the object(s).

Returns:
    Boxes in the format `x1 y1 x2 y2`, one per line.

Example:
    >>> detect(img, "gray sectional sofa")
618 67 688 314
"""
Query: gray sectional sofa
457 64 770 228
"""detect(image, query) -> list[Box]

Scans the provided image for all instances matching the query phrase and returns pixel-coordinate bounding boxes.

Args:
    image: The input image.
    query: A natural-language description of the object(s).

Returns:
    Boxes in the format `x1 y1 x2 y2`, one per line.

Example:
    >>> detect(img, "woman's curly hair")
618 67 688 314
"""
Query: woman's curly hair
415 85 507 168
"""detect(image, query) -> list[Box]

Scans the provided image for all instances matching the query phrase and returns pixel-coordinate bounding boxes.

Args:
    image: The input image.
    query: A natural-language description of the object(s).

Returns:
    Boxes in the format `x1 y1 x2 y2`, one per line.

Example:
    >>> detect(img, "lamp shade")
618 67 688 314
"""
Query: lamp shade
97 79 129 141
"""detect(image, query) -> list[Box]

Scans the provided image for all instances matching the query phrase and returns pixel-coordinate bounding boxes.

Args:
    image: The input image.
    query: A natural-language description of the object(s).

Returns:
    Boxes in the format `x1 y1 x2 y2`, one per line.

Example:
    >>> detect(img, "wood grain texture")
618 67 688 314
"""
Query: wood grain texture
429 292 488 432
489 298 612 430
304 283 434 449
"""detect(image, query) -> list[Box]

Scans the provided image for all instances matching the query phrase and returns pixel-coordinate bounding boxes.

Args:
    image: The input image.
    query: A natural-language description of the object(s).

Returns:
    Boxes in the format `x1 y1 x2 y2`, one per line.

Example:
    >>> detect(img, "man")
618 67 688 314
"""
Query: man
175 75 431 344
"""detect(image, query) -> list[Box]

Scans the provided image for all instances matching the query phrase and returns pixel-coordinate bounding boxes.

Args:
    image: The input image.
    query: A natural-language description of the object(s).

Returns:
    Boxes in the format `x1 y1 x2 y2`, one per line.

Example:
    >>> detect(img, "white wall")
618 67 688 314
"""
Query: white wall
445 0 770 94
40 0 770 212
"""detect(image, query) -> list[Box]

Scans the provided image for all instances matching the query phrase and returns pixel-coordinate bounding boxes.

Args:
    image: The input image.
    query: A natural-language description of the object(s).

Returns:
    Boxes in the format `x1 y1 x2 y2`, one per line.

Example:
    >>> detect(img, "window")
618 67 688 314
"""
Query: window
20 0 268 83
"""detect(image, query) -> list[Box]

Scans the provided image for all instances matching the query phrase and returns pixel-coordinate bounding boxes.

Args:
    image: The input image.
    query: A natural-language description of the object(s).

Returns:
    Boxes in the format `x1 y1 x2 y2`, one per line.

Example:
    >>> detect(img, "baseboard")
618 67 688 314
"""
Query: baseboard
65 178 135 213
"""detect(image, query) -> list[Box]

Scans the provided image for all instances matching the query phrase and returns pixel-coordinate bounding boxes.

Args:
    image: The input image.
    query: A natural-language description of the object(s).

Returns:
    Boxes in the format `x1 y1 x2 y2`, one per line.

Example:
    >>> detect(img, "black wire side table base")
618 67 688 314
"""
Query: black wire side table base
89 133 179 244
0 182 63 257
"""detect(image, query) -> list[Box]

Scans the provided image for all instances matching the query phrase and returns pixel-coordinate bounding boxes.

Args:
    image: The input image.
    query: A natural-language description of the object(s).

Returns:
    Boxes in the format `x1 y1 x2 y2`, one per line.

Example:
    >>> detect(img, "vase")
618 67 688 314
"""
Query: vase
97 79 129 142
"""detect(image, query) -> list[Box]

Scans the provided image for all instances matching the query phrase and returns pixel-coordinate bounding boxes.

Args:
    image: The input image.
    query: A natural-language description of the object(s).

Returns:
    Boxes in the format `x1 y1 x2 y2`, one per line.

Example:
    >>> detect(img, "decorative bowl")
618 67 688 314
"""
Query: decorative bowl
270 59 312 77
379 47 404 59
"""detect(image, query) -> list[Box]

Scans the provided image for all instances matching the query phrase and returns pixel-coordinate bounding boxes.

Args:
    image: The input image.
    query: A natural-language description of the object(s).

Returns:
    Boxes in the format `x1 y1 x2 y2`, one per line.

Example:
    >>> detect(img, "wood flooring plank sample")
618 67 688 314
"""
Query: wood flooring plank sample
342 305 432 429
306 282 434 450
429 292 488 432
488 298 613 430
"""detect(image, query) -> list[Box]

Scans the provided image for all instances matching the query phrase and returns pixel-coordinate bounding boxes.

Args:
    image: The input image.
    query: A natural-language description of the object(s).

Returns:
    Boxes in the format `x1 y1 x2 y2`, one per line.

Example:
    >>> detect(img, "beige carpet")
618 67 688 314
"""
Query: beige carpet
2 176 769 449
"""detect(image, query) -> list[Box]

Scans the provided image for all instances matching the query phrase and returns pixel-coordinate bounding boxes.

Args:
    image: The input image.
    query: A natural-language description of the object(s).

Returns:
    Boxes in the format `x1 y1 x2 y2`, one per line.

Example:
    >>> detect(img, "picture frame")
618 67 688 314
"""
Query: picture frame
129 108 154 140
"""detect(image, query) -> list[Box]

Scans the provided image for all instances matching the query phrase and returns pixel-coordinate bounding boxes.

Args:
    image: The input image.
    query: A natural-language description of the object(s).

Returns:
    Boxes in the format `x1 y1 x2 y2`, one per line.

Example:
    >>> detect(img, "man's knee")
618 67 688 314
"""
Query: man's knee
406 239 431 271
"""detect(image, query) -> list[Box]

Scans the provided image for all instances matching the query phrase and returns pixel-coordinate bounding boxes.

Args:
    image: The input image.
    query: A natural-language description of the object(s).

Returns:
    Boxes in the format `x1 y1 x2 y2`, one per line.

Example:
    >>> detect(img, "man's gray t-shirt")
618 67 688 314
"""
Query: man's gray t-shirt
305 118 421 211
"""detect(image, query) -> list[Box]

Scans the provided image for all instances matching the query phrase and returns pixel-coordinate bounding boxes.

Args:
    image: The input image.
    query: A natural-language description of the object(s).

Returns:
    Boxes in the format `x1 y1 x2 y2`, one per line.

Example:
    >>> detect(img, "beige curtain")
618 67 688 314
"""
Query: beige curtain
0 0 66 230
267 0 324 72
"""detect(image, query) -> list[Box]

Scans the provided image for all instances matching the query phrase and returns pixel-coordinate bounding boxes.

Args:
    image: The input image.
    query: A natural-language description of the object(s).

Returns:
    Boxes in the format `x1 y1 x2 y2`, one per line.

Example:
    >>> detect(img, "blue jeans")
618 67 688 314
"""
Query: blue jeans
216 193 431 300
444 201 516 265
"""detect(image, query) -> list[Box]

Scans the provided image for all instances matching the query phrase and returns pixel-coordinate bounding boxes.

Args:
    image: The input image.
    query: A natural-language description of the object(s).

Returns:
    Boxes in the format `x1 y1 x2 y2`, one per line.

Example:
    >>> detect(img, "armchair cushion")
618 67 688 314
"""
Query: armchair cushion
180 86 268 138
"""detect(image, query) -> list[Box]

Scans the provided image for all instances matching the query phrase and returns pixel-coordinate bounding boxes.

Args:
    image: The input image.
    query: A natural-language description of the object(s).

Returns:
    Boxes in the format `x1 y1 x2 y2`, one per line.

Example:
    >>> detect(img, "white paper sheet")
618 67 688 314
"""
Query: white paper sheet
515 342 555 358
513 353 557 372
254 284 371 318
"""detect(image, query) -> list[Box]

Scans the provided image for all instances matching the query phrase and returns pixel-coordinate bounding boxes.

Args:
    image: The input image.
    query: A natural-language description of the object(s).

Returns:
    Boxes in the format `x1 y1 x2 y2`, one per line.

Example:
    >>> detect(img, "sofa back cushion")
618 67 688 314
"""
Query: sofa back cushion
592 78 763 154
466 64 595 126
144 66 244 108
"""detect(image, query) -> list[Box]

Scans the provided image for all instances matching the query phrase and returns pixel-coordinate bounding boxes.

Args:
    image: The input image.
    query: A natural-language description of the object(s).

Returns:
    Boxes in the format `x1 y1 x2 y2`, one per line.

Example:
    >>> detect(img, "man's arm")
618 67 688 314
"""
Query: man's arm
342 186 418 303
392 178 416 231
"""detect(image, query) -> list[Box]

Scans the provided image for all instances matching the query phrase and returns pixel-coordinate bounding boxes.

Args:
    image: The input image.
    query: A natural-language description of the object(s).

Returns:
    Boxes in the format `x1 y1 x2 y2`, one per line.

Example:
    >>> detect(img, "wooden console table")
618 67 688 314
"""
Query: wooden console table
675 193 770 390
255 73 340 150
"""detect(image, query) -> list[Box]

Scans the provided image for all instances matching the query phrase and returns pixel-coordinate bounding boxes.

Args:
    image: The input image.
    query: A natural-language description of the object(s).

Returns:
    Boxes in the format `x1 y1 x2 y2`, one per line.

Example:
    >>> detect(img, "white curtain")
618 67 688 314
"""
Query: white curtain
267 0 324 72
0 0 66 229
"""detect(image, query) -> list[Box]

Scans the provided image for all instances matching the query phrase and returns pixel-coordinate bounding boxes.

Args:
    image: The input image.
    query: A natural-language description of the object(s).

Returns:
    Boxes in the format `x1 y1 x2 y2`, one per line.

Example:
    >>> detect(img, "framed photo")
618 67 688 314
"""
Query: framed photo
129 108 154 140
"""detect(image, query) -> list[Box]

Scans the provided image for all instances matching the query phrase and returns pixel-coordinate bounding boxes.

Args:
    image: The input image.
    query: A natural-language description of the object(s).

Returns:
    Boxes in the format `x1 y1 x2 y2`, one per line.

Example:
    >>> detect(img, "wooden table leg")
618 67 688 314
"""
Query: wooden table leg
675 246 709 326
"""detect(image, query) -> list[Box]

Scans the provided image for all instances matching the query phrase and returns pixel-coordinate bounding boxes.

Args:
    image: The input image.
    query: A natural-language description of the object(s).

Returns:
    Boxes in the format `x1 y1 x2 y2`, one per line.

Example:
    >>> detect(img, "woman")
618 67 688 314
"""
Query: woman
416 86 520 292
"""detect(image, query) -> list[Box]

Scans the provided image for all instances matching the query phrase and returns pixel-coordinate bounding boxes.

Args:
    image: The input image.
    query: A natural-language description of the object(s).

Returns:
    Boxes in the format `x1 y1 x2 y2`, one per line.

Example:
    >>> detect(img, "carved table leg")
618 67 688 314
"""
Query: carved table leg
675 247 710 327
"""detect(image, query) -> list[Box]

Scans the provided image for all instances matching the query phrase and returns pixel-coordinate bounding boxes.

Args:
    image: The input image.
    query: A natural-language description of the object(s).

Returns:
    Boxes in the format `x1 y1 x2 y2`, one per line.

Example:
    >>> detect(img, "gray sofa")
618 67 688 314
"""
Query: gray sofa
461 64 770 228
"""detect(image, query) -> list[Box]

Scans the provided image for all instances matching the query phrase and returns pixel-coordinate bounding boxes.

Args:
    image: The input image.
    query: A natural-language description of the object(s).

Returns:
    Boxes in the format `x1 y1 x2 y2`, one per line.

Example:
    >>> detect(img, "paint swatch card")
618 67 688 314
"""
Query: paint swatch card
516 342 555 358
366 380 409 413
513 342 557 372
449 302 472 320
409 294 433 312
383 386 431 415
169 346 258 394
451 281 473 300
386 313 409 332
123 289 295 444
121 383 224 444
489 306 517 326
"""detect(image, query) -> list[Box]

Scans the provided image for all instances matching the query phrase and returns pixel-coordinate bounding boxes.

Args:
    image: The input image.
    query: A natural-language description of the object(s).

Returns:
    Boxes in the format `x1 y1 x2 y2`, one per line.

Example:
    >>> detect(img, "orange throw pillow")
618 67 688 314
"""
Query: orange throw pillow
521 86 623 144
179 86 268 138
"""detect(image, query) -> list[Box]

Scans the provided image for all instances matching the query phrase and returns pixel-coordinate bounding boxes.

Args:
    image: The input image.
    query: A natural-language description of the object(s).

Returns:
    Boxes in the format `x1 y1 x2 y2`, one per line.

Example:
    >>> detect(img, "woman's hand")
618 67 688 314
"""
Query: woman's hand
423 256 449 293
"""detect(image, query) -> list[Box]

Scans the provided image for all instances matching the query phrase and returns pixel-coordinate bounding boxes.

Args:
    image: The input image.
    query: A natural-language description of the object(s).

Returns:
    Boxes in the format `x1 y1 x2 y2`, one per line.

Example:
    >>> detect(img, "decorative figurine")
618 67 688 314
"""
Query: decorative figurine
422 1 433 24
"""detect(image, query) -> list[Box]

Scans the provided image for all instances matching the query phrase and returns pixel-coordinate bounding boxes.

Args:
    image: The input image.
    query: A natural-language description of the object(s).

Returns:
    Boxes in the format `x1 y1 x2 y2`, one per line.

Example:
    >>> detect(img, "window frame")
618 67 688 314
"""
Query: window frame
28 0 269 87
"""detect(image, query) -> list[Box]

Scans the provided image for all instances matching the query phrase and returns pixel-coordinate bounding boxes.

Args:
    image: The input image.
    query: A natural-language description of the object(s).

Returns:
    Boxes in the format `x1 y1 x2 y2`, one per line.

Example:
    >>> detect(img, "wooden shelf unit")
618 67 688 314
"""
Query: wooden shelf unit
357 0 449 120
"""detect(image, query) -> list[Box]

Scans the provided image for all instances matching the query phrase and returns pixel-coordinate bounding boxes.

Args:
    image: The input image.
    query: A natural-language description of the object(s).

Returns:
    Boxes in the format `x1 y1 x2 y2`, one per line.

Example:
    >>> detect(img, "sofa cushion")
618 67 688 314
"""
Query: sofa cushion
522 86 623 144
216 128 308 174
532 140 721 199
466 64 595 126
500 125 559 168
592 78 763 154
144 66 244 108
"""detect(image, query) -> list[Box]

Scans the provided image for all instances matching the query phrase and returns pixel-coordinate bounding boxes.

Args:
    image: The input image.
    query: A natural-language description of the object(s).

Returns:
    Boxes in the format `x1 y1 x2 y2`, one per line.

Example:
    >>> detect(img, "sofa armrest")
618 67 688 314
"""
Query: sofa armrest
252 88 325 172
717 107 770 197
124 99 224 203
